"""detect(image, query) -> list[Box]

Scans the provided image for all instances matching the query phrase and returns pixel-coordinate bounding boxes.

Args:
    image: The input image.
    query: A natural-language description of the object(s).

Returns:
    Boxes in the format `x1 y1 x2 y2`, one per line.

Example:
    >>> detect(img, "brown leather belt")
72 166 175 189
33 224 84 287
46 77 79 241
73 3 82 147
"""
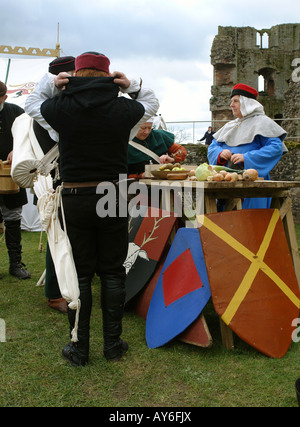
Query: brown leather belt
62 180 119 188
62 181 101 188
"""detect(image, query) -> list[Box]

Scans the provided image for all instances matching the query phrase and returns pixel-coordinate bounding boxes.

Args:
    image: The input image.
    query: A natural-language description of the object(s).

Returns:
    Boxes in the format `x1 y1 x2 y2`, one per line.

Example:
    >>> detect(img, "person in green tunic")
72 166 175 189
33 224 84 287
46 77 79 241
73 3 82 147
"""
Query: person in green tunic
128 118 187 179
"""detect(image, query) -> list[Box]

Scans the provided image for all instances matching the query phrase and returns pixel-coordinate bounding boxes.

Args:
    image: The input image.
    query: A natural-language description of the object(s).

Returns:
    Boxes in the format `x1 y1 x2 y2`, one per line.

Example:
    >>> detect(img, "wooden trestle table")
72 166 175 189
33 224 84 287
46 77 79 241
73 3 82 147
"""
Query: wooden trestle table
140 177 300 350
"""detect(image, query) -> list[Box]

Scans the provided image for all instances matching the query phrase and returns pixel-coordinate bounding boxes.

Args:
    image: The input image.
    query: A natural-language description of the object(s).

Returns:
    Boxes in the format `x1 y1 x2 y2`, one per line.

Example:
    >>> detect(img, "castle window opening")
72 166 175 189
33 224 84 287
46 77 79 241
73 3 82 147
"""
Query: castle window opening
256 32 261 47
258 67 276 96
261 32 269 49
258 75 264 92
256 31 269 49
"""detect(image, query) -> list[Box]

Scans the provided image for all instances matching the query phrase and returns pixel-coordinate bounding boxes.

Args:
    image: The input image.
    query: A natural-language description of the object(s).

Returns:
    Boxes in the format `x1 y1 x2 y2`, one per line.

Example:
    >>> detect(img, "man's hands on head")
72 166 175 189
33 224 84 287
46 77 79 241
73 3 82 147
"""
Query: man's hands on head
110 71 130 89
54 70 131 91
54 72 72 90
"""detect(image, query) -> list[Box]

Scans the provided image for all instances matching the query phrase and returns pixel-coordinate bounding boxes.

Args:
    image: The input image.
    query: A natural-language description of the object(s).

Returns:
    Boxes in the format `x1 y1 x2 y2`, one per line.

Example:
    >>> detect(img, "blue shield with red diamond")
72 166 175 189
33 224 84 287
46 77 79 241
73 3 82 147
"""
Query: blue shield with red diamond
145 227 211 348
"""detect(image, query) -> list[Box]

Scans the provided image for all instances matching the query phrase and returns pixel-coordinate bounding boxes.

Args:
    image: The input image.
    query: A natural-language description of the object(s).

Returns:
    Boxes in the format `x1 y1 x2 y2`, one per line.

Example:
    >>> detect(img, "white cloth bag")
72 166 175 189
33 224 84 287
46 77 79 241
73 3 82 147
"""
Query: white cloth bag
34 177 80 342
11 113 59 188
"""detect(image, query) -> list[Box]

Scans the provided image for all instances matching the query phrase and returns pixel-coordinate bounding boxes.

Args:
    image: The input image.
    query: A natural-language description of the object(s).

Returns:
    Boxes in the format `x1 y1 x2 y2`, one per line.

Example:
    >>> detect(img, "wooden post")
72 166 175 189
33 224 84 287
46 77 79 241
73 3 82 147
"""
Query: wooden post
204 192 236 350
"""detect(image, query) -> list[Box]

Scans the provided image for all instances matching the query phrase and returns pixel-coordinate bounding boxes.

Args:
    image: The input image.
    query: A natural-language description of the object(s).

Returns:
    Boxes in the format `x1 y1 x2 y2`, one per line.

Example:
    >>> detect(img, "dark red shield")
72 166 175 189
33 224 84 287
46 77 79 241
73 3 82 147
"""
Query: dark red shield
125 205 177 303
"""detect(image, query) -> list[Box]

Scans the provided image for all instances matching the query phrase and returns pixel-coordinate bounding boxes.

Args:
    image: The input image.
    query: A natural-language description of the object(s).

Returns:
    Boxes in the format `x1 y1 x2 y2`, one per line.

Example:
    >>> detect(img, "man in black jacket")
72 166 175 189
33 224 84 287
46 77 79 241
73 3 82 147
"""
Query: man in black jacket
0 81 30 279
25 52 159 365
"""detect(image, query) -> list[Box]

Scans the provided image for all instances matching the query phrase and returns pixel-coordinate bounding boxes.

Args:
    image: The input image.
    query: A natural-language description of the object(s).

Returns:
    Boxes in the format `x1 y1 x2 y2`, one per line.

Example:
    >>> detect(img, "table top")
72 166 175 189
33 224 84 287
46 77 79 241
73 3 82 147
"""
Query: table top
141 179 300 189
140 179 300 198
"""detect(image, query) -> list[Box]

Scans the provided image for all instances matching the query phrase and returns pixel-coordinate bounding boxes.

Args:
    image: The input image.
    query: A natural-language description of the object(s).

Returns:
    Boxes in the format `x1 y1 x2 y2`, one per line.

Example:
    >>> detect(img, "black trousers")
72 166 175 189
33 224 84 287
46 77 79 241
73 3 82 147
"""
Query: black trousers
61 191 128 280
61 190 128 352
45 243 62 299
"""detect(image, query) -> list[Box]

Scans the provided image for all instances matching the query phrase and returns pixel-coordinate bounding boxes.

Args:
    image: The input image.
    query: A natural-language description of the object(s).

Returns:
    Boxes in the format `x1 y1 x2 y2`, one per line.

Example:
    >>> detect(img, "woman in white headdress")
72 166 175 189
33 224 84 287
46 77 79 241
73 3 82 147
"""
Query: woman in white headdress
208 83 286 209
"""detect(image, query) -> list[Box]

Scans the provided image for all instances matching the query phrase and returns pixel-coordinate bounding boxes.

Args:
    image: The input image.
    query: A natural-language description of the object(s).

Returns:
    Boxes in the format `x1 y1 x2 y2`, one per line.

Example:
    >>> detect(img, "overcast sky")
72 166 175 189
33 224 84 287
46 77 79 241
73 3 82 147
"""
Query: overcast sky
2 0 300 138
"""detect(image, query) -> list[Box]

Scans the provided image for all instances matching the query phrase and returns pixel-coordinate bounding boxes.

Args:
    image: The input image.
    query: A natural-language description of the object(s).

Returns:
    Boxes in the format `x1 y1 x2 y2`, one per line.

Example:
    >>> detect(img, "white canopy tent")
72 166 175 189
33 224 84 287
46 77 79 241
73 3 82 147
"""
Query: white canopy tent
21 189 41 232
0 57 54 108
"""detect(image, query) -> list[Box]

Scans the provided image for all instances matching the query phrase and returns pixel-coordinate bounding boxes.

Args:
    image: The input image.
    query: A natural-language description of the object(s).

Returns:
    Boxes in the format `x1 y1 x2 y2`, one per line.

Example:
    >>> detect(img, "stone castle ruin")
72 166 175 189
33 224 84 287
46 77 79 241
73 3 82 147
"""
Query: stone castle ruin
210 24 300 137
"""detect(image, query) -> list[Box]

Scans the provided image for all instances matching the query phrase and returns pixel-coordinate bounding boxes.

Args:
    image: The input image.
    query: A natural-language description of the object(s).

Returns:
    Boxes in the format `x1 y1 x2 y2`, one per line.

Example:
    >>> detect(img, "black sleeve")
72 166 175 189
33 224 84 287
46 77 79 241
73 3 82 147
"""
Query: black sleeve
40 98 61 133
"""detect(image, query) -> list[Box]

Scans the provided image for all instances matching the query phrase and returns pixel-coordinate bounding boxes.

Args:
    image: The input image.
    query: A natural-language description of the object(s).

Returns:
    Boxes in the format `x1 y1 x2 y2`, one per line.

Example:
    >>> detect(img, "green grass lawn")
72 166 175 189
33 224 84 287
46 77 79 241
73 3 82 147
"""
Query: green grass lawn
0 227 299 408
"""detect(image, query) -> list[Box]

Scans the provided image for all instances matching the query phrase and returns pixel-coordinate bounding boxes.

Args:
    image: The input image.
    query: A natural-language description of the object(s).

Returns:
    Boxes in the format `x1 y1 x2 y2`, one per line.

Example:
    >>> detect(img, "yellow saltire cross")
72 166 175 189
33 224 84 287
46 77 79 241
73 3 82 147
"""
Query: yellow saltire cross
197 210 300 325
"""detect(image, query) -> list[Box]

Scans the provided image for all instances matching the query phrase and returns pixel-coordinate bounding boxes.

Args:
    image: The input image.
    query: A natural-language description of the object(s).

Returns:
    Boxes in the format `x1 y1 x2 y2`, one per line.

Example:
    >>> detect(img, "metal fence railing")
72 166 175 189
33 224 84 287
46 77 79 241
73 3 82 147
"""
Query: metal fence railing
164 118 300 144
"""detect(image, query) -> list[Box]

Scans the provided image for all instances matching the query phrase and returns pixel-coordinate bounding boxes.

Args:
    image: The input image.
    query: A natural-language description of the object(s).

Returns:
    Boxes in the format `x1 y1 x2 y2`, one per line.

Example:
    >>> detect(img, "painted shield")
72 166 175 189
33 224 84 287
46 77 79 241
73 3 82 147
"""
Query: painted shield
198 209 300 358
145 227 211 349
124 205 177 303
177 313 212 348
135 245 212 348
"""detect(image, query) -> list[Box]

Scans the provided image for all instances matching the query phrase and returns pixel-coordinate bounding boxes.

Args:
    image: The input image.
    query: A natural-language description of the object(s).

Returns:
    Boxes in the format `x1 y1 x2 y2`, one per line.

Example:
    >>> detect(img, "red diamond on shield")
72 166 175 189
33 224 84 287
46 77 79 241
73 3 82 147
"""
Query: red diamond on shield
162 248 203 307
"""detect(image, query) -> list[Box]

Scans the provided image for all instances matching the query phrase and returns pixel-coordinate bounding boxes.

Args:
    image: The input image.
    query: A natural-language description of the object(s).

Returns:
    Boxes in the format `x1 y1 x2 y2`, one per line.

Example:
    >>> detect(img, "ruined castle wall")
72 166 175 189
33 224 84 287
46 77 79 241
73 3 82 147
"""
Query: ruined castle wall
210 24 300 132
182 25 300 222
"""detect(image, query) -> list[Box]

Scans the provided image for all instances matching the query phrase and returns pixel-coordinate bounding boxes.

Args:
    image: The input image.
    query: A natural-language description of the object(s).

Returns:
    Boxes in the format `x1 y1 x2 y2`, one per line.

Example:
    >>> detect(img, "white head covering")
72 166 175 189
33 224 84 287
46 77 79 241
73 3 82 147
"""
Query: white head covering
239 96 264 117
213 95 286 147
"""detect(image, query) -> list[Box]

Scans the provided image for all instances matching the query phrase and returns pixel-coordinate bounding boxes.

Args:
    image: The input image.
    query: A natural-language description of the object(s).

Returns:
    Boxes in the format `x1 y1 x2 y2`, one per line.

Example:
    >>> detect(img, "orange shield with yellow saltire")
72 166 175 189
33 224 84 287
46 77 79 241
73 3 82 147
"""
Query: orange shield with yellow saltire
198 209 300 358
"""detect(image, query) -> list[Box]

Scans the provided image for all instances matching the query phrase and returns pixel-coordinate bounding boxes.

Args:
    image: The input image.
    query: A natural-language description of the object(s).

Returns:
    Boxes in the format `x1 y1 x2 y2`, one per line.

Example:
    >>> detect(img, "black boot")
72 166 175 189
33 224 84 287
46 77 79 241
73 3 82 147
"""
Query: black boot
5 220 31 279
62 277 92 367
101 273 128 361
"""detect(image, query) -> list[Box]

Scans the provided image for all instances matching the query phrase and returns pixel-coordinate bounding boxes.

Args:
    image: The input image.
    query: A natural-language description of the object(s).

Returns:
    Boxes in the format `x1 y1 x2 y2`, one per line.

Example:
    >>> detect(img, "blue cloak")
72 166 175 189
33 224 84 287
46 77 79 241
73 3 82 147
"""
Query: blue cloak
207 134 283 209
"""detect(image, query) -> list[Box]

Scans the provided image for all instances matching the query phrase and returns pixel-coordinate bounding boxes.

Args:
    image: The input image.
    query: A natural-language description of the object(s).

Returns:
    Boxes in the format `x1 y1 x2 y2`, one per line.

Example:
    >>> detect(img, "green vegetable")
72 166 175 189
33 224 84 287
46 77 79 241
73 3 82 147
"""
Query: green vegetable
195 163 212 181
195 163 245 181
210 165 245 174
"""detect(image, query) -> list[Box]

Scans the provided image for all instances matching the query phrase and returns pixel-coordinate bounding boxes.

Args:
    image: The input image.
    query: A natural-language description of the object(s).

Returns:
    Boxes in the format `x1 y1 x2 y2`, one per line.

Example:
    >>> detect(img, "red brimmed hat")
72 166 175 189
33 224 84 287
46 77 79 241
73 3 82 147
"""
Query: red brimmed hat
231 83 258 99
75 52 110 73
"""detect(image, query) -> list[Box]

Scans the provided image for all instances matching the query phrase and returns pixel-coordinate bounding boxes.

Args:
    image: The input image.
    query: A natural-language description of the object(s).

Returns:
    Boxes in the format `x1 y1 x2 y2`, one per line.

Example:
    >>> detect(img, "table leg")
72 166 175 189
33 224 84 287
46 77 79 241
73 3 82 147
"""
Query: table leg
283 214 300 289
204 194 236 350
220 318 235 349
271 196 300 289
